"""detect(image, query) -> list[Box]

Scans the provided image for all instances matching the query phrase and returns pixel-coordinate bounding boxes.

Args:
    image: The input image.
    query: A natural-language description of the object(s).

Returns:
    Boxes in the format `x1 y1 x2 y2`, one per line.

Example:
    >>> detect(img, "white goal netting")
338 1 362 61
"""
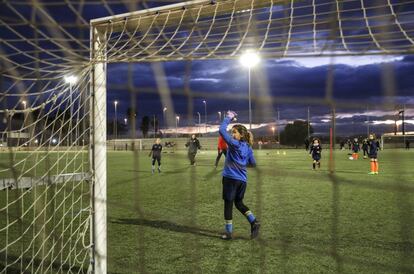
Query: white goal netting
1 0 414 273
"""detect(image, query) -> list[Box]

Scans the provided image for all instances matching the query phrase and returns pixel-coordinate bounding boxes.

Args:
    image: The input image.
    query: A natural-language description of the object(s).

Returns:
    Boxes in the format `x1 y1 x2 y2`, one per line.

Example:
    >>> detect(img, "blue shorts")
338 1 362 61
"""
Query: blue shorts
222 177 246 201
368 153 377 159
312 154 321 161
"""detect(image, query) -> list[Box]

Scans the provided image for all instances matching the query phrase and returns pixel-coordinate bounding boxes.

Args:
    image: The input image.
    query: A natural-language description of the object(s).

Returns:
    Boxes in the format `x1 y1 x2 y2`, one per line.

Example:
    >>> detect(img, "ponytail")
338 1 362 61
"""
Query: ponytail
232 124 254 146
246 131 254 146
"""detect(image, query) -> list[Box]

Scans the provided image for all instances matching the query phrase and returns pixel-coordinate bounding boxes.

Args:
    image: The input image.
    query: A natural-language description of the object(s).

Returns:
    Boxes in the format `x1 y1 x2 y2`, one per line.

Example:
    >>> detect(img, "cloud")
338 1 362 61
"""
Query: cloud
283 55 404 68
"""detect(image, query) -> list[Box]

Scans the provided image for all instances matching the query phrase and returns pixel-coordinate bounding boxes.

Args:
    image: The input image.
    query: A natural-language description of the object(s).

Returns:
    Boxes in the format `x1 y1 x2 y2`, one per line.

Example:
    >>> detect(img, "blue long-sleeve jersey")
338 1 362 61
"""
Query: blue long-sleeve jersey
219 117 256 183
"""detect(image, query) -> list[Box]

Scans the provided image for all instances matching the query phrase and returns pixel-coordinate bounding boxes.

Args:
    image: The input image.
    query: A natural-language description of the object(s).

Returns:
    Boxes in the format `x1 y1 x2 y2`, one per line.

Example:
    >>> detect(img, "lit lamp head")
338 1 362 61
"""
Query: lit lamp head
64 75 78 85
240 50 260 69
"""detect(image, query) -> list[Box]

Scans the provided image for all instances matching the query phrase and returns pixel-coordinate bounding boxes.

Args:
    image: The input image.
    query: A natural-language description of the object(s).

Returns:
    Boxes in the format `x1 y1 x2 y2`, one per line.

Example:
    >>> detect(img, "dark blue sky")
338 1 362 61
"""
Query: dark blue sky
106 55 414 135
1 0 413 137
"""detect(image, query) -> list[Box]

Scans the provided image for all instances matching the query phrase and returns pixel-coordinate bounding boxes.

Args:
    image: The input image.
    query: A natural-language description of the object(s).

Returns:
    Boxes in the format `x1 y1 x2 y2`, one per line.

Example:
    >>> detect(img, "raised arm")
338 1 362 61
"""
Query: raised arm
219 116 239 147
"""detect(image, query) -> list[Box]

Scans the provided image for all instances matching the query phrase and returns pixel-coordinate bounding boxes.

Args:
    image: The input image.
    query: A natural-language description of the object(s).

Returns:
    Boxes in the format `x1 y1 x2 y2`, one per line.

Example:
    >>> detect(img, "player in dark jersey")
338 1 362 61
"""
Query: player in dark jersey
185 134 201 166
148 138 162 174
352 138 360 160
309 138 322 170
368 134 379 175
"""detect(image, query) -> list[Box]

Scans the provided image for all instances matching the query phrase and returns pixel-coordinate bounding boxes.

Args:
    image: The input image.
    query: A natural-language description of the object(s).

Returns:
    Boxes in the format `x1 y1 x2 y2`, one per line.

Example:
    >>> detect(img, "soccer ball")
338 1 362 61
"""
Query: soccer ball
349 156 354 160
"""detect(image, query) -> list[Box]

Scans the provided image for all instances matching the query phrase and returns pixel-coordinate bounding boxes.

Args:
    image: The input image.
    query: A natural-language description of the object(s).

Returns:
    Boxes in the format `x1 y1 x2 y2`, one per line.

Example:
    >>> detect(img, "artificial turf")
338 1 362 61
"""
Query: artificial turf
106 149 413 273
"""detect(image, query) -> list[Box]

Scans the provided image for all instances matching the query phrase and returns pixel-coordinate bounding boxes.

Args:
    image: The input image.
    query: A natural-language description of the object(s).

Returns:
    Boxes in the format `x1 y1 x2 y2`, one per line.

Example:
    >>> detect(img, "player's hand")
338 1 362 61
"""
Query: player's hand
226 110 237 121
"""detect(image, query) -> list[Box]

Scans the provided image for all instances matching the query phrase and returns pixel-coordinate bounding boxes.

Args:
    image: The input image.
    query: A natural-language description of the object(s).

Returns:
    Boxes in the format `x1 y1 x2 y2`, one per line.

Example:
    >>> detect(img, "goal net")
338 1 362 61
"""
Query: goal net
1 0 414 273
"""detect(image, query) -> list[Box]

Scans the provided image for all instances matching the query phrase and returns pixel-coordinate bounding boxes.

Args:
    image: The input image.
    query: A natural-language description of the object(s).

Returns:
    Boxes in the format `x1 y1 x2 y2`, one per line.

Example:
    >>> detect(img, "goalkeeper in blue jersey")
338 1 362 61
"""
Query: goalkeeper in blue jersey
218 111 260 240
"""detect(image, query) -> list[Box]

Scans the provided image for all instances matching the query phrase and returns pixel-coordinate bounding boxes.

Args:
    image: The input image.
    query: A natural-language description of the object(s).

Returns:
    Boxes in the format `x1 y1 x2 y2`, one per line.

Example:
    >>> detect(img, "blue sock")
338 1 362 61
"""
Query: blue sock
225 220 233 234
244 211 256 223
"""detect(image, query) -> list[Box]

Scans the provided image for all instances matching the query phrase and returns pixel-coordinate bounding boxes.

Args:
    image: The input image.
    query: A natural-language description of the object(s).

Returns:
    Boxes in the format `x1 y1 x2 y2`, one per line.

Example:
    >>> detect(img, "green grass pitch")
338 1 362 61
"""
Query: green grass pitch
107 149 413 273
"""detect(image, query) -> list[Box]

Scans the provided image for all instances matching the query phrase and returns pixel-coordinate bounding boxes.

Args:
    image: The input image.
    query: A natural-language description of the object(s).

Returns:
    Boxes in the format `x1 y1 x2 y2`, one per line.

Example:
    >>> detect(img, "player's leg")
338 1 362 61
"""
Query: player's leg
312 159 316 170
215 148 222 167
221 177 236 240
157 157 161 172
189 152 195 165
151 158 156 174
234 182 260 239
369 158 376 174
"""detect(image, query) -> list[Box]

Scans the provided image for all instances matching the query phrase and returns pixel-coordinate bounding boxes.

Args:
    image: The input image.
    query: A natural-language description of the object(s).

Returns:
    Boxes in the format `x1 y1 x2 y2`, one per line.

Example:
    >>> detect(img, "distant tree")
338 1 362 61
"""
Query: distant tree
280 120 313 146
140 116 150 138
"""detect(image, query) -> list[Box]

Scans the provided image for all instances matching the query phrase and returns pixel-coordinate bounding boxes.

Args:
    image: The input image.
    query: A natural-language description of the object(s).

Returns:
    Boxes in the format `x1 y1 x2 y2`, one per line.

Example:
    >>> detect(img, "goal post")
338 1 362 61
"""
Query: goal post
88 0 414 271
90 26 107 274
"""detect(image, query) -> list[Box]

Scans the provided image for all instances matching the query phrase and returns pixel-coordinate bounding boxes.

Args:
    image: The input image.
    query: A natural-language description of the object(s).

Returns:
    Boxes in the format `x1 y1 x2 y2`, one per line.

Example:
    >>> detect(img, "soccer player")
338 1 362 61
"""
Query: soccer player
362 138 369 159
219 111 260 240
368 134 379 175
148 138 162 174
185 134 201 166
214 135 228 168
352 138 360 160
309 138 322 169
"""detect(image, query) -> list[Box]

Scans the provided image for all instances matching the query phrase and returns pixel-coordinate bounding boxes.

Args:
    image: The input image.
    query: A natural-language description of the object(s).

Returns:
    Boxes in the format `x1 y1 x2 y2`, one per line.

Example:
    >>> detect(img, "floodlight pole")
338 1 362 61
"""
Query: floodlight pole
90 26 107 274
366 106 370 137
203 100 207 134
307 106 310 138
197 112 201 134
277 109 280 146
248 67 252 130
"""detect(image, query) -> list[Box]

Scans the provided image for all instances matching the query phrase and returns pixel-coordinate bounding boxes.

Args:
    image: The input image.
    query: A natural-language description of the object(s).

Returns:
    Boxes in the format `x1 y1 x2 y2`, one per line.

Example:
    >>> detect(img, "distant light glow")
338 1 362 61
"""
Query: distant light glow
64 75 78 85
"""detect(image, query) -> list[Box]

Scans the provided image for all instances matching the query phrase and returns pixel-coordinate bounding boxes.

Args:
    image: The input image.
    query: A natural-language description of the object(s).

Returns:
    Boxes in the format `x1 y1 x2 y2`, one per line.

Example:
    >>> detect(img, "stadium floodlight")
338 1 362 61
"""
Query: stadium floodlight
64 75 78 85
218 111 221 122
240 51 260 69
240 51 260 130
21 100 27 109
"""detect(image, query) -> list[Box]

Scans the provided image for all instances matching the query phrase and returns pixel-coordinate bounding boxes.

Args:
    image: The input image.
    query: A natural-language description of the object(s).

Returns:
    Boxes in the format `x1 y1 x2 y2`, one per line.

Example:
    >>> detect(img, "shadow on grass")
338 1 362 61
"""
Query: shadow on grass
0 253 88 273
125 166 191 175
111 217 250 241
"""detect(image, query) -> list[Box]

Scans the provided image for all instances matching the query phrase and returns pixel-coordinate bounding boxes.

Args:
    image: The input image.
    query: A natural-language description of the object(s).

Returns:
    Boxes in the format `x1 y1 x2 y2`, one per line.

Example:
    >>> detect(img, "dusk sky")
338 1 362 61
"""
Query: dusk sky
1 0 414 137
